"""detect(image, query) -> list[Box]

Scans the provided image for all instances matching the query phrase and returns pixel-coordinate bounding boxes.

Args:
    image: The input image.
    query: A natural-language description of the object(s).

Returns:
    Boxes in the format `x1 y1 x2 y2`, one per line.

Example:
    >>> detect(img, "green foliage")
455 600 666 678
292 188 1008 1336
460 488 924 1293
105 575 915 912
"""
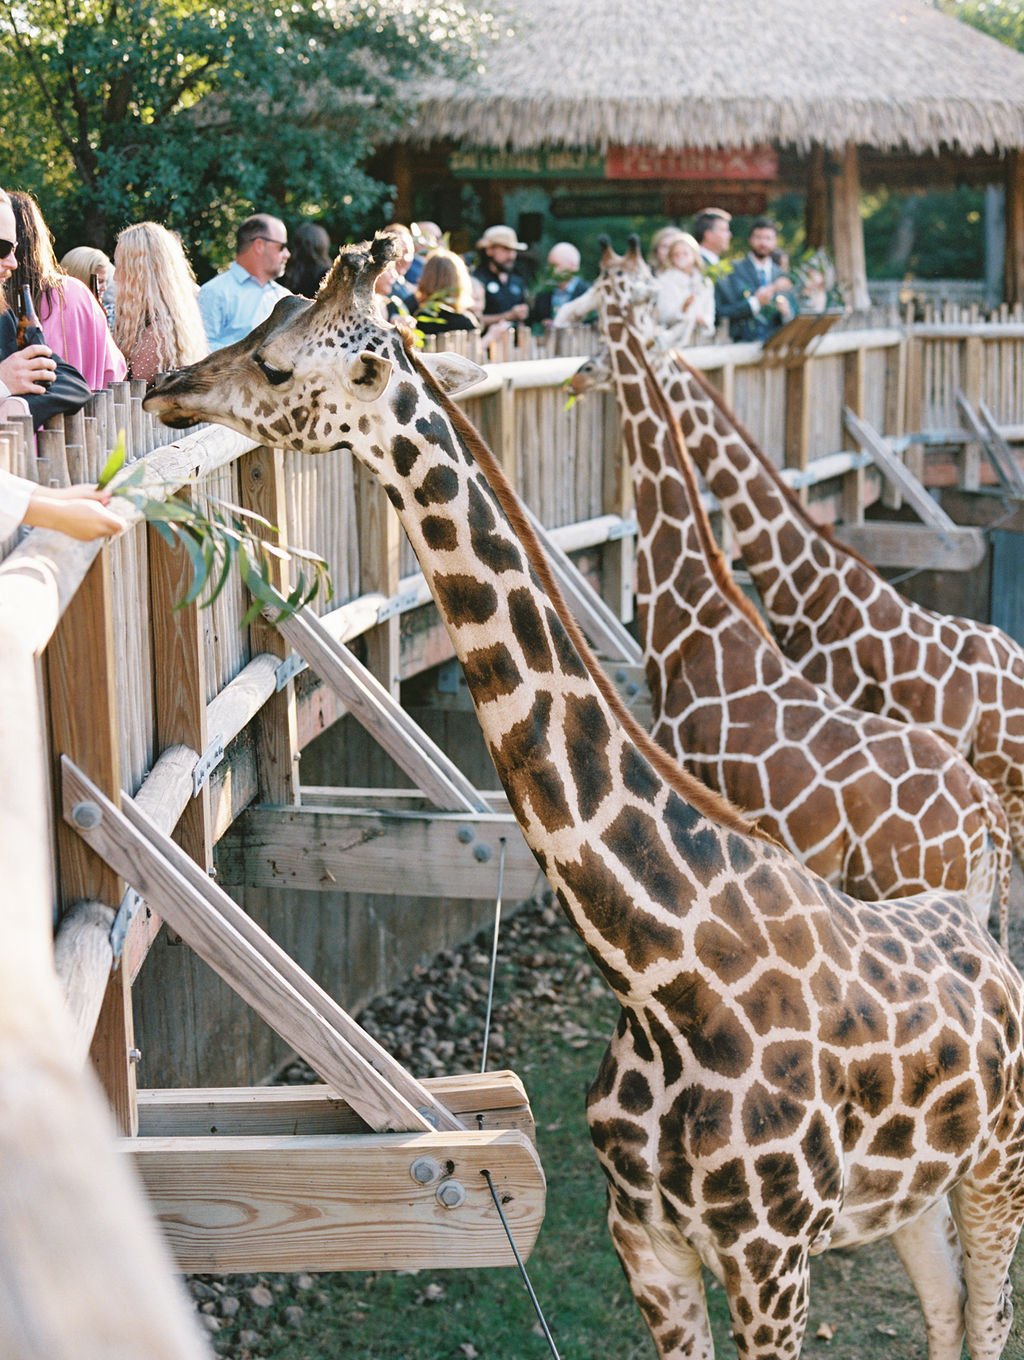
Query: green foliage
935 0 1024 50
102 433 333 623
0 0 498 260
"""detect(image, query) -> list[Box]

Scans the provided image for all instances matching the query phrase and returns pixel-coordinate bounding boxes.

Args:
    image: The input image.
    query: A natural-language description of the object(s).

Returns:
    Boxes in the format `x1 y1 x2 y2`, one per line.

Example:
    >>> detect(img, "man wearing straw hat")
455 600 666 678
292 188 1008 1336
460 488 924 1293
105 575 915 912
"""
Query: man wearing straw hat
470 225 530 327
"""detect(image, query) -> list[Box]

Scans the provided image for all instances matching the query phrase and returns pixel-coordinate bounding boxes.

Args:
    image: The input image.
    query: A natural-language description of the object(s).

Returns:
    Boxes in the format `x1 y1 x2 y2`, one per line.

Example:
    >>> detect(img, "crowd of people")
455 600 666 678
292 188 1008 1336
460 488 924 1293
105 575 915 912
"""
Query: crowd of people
0 191 842 477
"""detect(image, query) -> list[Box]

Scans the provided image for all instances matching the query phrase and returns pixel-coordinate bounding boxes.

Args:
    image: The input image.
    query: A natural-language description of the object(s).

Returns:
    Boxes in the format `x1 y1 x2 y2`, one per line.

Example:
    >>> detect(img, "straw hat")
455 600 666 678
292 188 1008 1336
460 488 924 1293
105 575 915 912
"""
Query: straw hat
476 225 527 252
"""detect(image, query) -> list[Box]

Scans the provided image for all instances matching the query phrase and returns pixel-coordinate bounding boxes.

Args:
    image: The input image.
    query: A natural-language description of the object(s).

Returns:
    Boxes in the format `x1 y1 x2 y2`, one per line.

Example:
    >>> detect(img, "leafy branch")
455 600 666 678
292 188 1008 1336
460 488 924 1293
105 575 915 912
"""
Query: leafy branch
97 436 333 625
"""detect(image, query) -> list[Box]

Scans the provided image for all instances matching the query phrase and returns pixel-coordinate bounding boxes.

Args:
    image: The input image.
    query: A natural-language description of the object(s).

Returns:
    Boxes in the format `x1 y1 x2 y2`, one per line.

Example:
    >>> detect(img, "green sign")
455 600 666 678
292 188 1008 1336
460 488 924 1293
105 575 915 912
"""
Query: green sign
449 147 605 179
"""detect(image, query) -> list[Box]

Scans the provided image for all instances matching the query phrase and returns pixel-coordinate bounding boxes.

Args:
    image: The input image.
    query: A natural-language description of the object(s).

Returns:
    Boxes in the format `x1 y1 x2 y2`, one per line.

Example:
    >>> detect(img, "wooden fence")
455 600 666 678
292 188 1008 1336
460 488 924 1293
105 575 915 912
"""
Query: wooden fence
2 313 1024 1348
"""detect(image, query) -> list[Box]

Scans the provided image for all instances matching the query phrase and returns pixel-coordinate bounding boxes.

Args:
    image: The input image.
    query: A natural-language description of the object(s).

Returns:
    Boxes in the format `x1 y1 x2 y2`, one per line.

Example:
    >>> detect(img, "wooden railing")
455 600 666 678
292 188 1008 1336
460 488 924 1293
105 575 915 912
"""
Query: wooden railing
2 314 1024 1348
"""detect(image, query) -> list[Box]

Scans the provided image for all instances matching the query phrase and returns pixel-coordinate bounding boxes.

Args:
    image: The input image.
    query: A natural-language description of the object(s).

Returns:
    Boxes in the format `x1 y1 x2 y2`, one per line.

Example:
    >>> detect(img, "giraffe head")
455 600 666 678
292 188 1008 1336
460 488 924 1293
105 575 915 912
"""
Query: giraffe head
143 234 486 454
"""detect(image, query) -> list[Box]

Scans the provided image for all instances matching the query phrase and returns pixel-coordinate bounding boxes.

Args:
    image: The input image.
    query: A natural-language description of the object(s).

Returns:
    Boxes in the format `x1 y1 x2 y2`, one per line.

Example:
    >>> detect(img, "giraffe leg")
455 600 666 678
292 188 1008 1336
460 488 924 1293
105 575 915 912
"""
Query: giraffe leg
719 1247 811 1360
605 1193 714 1360
949 1173 1024 1360
889 1199 965 1360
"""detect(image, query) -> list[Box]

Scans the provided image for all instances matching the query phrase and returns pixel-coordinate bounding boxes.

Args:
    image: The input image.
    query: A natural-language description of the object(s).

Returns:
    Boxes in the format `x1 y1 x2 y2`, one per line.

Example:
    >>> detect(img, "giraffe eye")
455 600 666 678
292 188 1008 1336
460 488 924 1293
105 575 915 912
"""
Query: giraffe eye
255 354 292 386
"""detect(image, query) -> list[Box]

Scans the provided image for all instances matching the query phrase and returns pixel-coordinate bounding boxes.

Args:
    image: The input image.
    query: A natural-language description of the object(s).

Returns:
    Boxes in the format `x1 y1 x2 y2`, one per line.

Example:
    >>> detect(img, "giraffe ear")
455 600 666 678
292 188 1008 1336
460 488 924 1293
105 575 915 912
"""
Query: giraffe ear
347 351 394 400
419 351 487 396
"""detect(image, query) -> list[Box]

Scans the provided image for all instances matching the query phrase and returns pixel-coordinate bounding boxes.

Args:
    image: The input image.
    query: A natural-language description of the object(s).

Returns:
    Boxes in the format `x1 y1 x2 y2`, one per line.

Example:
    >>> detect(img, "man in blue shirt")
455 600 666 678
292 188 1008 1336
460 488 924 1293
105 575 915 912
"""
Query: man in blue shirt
198 214 292 350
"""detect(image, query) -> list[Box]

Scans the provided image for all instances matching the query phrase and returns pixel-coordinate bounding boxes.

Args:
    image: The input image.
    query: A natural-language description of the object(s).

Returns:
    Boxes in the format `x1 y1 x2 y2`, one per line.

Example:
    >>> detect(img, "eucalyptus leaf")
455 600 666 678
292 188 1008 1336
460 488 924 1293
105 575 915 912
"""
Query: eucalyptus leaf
96 434 127 490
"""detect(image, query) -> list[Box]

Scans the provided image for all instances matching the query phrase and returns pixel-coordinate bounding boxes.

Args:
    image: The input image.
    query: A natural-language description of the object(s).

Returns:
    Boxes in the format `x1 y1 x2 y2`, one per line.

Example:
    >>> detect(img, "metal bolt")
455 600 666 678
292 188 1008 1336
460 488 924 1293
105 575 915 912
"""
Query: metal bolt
436 1179 466 1209
457 826 474 844
410 1156 442 1186
615 669 627 683
626 682 640 697
128 1047 142 1063
207 865 217 879
473 843 492 863
70 801 102 830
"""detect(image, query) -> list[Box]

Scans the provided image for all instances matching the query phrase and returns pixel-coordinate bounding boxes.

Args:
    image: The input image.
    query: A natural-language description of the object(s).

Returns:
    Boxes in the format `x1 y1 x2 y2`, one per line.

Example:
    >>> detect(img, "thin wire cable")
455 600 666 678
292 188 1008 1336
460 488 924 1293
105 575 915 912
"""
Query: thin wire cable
482 1169 561 1360
480 837 507 1074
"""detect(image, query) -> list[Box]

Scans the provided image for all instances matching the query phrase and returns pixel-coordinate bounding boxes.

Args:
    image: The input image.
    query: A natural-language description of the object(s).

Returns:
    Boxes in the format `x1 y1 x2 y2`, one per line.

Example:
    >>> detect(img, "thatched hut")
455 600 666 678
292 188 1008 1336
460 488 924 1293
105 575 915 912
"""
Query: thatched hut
380 0 1024 305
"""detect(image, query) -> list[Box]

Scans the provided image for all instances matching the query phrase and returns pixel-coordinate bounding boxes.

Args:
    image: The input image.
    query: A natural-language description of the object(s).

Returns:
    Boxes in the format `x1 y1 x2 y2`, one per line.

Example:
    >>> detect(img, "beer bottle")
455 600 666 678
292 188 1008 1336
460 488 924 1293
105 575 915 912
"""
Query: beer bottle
89 272 103 304
16 285 39 350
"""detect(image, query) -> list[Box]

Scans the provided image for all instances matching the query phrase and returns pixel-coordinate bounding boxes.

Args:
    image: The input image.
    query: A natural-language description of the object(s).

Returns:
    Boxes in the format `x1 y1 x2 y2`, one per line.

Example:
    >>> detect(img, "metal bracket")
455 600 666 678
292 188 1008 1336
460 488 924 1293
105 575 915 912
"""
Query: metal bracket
607 516 637 542
109 887 144 962
275 651 307 691
192 736 225 797
377 586 423 623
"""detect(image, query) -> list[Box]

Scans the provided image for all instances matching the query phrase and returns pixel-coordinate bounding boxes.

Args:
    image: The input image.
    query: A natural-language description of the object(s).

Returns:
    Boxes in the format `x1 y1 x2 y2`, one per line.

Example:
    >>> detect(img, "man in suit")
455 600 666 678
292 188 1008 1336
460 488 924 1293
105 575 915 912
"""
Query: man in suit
714 217 796 343
693 207 732 269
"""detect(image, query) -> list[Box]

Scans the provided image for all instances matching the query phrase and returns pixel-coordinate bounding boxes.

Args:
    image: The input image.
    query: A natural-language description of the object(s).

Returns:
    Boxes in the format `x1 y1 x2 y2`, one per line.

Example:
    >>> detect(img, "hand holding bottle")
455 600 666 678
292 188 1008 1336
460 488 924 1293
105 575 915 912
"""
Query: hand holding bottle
0 344 57 394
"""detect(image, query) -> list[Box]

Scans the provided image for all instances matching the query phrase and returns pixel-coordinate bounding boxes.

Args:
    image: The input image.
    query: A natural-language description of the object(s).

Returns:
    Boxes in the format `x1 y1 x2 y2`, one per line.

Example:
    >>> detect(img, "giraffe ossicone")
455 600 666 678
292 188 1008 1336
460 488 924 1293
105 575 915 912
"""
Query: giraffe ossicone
144 235 1024 1360
569 237 1011 935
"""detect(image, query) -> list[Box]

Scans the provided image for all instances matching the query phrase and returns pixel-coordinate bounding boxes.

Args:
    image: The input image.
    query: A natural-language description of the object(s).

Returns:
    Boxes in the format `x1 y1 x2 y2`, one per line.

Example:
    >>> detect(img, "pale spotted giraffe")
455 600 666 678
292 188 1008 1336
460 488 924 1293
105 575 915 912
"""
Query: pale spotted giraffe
145 236 1024 1360
562 267 1024 872
572 238 1010 935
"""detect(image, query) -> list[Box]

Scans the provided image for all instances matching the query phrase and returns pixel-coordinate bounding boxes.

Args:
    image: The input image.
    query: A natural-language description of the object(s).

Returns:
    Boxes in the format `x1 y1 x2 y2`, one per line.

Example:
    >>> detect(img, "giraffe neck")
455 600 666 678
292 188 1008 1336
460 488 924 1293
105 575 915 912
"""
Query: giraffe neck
364 352 767 1002
604 320 775 684
661 355 879 648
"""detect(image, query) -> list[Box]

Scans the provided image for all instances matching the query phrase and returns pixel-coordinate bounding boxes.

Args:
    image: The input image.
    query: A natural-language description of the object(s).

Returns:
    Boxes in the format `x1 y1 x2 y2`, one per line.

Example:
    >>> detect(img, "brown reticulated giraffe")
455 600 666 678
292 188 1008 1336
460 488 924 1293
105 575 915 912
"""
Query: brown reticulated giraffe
145 235 1024 1360
562 263 1024 878
568 238 1010 937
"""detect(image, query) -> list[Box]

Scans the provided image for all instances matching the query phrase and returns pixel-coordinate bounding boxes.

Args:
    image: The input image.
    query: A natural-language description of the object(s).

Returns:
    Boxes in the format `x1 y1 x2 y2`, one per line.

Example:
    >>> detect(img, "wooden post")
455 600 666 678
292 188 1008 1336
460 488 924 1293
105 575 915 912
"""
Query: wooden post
830 143 870 312
805 145 828 250
238 447 301 804
356 459 401 698
1004 150 1024 308
841 345 867 524
148 512 214 868
601 390 634 624
784 362 813 476
961 334 984 491
46 547 136 1135
390 145 414 224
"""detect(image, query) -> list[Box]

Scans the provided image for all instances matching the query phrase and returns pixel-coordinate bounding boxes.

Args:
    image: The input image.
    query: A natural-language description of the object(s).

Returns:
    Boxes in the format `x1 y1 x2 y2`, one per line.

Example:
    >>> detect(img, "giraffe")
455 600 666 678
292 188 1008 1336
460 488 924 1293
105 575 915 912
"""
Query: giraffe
562 266 1024 872
144 236 1024 1360
572 238 1010 935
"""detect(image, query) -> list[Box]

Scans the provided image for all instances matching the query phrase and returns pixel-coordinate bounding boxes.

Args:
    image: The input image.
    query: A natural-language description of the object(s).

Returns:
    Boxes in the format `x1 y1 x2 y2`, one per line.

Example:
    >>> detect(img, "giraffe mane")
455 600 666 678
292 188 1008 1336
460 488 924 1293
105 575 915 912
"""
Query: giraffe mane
410 348 766 841
621 327 776 647
675 354 879 573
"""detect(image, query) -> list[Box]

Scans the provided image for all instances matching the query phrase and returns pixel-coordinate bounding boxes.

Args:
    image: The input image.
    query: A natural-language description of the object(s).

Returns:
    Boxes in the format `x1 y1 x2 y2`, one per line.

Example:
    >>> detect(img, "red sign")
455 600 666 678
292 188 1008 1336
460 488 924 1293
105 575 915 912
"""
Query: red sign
606 145 779 181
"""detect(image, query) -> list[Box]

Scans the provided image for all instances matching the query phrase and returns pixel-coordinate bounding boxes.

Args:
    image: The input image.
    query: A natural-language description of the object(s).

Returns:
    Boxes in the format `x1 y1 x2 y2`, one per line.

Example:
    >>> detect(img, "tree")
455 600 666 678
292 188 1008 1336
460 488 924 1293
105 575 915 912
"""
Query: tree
0 0 498 264
935 0 1024 51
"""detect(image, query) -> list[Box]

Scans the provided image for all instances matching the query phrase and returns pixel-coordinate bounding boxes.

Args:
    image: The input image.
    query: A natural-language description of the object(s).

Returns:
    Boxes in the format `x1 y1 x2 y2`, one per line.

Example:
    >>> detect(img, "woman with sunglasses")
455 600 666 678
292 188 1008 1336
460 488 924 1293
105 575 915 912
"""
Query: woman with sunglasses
0 189 59 405
4 192 126 393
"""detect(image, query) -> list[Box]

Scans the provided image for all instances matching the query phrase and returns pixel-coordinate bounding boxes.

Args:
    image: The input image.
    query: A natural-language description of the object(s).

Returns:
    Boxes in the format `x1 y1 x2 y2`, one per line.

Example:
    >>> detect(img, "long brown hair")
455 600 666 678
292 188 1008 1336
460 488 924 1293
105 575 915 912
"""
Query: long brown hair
3 191 67 322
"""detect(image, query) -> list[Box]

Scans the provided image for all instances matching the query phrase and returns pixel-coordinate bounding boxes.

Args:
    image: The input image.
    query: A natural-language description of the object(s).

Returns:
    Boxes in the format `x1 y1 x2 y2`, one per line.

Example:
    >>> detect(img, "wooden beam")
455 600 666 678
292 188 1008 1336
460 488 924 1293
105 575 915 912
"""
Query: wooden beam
61 759 462 1135
239 447 301 804
128 1127 545 1273
356 458 402 698
1005 149 1024 308
830 143 870 312
138 1071 535 1139
217 805 544 901
275 607 488 813
836 522 986 572
53 899 115 1067
843 409 957 532
956 390 1024 498
805 144 828 250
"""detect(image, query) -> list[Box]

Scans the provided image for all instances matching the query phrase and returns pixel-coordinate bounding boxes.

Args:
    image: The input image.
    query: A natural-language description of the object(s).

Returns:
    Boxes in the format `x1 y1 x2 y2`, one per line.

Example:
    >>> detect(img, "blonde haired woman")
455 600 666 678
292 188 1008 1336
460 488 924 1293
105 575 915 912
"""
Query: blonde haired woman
655 231 715 343
113 222 208 384
414 248 480 336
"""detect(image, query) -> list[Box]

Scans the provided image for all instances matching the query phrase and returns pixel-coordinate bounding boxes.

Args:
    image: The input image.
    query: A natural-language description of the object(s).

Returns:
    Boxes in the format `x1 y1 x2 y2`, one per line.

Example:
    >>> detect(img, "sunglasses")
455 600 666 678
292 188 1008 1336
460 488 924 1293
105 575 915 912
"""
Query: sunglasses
256 236 288 251
0 240 17 261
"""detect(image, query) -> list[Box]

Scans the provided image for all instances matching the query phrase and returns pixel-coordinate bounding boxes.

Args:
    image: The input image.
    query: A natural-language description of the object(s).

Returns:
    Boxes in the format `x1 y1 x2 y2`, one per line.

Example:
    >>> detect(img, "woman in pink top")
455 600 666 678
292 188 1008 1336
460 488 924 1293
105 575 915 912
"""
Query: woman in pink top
5 192 126 391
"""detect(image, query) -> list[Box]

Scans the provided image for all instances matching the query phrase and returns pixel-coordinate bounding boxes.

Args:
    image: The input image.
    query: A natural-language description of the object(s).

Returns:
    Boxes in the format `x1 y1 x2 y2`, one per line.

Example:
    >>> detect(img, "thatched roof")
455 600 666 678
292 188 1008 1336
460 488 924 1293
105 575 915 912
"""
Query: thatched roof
406 0 1024 155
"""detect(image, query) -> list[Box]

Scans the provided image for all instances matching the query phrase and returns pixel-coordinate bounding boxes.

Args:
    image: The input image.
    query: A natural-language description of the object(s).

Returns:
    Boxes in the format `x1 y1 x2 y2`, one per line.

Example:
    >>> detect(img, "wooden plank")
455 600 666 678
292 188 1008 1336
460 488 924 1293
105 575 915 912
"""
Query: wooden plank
47 551 137 1135
217 805 544 901
956 392 1024 498
356 457 402 699
138 1071 535 1139
276 607 488 813
843 409 957 531
784 364 813 476
61 758 462 1135
836 522 986 572
128 1127 545 1273
239 447 301 804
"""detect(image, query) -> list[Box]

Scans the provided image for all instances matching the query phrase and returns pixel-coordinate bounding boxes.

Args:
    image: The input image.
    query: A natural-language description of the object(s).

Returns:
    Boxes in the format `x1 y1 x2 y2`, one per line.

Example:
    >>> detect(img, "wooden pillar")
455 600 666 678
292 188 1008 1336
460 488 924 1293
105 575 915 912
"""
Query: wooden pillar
391 144 414 224
47 548 136 1135
1004 150 1024 308
841 346 867 524
805 145 828 250
356 462 401 697
784 363 813 477
238 447 301 804
830 143 870 312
